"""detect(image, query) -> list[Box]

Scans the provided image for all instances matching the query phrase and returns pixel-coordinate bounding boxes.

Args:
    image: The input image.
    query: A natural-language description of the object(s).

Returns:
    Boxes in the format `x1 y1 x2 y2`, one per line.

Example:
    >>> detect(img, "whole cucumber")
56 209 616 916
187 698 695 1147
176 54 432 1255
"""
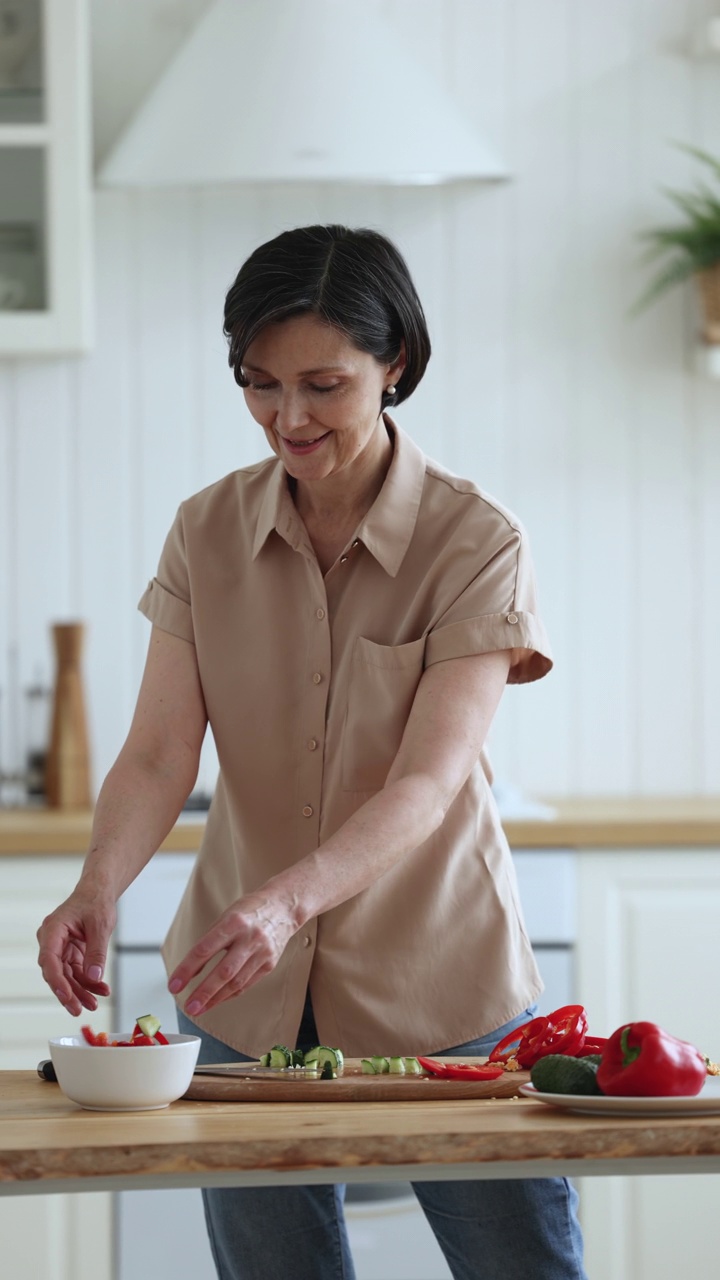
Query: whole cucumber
531 1054 603 1096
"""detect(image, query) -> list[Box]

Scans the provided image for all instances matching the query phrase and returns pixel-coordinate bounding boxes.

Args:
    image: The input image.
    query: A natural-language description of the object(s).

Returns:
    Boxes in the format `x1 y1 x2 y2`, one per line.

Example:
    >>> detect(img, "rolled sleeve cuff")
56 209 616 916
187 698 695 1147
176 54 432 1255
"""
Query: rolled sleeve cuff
137 578 195 645
425 611 553 684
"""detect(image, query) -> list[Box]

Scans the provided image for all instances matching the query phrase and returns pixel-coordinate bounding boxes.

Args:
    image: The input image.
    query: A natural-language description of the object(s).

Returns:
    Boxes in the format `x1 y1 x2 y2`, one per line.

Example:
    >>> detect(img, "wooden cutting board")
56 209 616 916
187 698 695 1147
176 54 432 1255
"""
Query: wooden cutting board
183 1057 530 1103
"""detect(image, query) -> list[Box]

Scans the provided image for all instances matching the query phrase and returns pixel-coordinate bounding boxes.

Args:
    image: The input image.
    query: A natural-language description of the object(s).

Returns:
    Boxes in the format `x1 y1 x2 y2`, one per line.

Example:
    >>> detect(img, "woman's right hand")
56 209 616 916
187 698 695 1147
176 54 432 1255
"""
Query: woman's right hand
37 884 116 1015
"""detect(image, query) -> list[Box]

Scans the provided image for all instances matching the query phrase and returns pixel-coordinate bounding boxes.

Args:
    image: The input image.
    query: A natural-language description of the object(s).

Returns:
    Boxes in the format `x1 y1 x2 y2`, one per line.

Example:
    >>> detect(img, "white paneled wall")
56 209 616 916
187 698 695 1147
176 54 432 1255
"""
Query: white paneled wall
1 0 719 798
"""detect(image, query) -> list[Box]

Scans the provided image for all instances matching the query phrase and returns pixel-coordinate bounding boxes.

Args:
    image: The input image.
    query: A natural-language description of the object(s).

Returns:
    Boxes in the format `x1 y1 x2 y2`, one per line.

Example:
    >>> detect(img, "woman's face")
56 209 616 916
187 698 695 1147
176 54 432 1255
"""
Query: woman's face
241 314 403 485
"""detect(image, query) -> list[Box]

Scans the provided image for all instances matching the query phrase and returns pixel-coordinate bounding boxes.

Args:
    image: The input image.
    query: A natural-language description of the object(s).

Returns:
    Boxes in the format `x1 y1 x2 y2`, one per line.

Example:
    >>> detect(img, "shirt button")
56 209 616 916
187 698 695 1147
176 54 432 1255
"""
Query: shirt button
507 613 519 625
307 738 318 751
302 805 314 818
312 672 323 684
303 935 312 948
339 555 349 563
351 539 360 548
316 607 326 620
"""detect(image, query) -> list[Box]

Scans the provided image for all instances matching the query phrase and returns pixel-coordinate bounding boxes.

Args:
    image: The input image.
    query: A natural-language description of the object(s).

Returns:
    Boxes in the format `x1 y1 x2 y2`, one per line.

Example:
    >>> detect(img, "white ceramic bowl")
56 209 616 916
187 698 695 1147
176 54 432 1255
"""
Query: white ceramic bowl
48 1032 201 1111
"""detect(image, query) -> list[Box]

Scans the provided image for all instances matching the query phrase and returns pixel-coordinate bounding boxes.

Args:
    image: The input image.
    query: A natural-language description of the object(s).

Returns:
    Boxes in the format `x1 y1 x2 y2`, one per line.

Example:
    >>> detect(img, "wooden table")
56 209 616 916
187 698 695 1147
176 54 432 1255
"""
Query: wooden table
3 1072 720 1197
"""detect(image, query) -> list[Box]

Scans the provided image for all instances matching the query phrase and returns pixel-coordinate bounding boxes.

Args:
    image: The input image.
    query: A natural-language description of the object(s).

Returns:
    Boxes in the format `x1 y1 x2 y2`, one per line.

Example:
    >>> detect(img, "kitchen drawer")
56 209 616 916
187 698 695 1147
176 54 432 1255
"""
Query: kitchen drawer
0 945 58 999
0 857 85 942
0 945 115 1000
0 1194 113 1280
116 853 196 945
512 849 576 943
0 999 112 1068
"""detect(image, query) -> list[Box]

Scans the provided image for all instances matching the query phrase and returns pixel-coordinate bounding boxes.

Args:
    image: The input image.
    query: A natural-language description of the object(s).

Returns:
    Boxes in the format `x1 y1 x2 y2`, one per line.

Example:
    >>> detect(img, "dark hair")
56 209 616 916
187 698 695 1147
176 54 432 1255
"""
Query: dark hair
223 225 431 409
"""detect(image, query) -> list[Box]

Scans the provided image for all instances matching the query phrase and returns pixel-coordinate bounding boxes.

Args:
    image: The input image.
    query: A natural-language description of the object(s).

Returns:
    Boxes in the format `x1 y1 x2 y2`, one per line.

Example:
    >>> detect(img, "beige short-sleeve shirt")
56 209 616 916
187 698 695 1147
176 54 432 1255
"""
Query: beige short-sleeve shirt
138 420 552 1057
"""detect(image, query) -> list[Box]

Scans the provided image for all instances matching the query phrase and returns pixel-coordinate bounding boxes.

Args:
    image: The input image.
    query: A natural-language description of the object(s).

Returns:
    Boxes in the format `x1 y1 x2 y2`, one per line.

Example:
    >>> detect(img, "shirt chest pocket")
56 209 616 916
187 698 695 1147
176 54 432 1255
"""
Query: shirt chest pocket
342 635 426 793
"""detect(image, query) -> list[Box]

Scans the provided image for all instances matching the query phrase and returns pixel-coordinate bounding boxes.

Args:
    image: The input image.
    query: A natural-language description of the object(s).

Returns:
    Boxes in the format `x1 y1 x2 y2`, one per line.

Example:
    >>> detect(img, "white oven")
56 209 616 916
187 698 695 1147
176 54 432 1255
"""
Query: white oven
113 847 576 1280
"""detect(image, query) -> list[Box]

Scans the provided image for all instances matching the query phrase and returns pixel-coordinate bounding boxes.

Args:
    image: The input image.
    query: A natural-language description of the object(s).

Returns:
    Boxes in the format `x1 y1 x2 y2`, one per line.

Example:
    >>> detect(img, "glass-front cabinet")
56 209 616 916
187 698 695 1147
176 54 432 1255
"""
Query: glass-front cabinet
0 0 92 355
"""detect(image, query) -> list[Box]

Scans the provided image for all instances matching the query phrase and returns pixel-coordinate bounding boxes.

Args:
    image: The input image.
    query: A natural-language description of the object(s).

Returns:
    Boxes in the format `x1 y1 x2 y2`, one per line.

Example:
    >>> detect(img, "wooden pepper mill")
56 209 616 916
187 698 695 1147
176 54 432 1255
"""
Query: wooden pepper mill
45 622 93 809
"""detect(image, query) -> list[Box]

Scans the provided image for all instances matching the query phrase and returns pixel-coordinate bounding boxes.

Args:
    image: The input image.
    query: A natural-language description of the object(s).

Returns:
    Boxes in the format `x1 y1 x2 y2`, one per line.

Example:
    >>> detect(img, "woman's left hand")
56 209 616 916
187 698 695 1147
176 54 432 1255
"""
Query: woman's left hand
167 891 297 1014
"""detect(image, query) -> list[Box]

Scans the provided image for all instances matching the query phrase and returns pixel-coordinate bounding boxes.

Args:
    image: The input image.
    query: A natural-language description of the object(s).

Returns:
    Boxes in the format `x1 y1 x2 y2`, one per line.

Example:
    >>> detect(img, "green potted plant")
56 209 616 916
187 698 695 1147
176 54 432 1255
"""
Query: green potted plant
636 144 720 344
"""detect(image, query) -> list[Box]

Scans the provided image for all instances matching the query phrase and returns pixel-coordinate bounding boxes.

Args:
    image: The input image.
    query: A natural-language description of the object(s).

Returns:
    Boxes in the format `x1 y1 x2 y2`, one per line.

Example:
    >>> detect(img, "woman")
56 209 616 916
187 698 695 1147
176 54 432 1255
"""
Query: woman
37 224 586 1280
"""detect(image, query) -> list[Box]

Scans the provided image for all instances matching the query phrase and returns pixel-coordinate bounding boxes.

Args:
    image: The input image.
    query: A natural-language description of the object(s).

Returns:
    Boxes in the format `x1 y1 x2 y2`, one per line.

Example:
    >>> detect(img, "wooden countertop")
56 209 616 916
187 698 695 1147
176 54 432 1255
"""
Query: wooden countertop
2 1072 720 1195
2 797 720 854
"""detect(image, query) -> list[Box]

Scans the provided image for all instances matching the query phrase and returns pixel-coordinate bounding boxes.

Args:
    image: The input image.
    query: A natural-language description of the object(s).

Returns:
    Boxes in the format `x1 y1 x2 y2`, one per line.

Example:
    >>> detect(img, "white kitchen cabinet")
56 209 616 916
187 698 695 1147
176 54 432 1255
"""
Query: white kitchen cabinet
576 848 720 1280
0 856 112 1280
0 0 92 355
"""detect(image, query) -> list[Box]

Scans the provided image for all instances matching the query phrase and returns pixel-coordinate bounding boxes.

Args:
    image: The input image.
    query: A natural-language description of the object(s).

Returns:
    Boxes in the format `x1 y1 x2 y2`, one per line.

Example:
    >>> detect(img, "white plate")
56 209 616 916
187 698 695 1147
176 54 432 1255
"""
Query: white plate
519 1076 720 1116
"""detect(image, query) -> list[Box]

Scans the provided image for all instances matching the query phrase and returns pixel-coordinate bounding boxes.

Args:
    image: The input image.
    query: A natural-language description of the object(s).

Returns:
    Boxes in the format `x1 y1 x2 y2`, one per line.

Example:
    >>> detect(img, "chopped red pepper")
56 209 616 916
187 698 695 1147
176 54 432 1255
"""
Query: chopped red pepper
416 1056 504 1081
487 1022 536 1065
80 1025 100 1046
575 1037 608 1057
154 1030 169 1045
417 1056 450 1075
488 1005 589 1068
522 1006 588 1066
597 1023 707 1097
441 1064 505 1081
130 1034 155 1046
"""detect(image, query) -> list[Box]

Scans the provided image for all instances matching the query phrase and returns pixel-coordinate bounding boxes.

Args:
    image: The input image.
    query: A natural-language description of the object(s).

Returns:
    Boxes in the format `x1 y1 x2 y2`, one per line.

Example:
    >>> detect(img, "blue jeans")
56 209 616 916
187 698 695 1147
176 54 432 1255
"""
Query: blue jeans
178 998 586 1280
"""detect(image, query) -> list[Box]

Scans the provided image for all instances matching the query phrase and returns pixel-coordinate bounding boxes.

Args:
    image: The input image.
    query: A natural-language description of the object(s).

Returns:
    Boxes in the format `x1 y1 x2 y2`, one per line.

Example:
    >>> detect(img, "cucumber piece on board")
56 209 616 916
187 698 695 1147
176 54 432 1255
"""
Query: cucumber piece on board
303 1046 343 1073
265 1045 293 1068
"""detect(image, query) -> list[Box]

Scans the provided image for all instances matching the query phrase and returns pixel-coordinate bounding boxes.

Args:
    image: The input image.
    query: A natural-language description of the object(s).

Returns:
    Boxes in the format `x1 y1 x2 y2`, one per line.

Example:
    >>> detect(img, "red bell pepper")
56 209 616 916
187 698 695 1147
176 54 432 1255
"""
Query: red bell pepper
416 1056 504 1081
80 1025 99 1046
597 1022 707 1097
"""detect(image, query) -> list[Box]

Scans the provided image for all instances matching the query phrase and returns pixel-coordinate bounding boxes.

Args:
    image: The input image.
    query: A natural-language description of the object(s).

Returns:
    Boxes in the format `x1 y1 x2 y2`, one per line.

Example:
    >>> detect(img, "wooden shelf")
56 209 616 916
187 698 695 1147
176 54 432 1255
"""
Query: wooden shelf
3 797 720 854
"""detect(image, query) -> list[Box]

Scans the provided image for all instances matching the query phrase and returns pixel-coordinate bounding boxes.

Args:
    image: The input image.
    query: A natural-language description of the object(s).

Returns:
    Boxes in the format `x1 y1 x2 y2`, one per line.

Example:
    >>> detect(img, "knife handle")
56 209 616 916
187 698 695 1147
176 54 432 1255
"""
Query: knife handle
37 1059 57 1082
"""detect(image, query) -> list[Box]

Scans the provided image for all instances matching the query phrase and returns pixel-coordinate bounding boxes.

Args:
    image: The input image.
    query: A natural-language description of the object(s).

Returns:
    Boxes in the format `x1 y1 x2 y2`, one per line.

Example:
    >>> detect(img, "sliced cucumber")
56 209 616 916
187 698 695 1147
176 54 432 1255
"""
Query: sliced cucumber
303 1046 344 1073
369 1055 389 1074
292 1049 305 1068
261 1045 293 1069
403 1057 422 1075
135 1014 161 1040
388 1056 406 1075
361 1058 377 1074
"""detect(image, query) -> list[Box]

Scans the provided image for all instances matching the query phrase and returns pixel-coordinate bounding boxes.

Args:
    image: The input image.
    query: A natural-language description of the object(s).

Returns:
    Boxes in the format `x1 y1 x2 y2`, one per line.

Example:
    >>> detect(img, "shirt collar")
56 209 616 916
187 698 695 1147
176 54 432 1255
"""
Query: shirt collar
252 461 308 560
354 418 426 577
251 416 427 576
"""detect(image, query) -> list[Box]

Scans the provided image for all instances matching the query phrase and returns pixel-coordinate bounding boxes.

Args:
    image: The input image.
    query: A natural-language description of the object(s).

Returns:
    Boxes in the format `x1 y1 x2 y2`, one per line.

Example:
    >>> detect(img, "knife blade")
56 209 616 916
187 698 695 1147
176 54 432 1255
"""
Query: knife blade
193 1064 318 1079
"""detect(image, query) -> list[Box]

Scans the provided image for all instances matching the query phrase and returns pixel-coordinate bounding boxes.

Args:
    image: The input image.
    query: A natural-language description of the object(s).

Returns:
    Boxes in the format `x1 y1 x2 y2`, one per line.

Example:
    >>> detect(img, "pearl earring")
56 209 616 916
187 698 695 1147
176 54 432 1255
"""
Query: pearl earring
386 385 396 396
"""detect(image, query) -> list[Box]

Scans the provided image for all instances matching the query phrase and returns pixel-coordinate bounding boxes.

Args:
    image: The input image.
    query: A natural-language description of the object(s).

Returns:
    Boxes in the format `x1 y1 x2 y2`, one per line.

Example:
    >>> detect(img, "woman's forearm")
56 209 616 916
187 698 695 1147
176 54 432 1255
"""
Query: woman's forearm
78 745 198 901
266 774 448 929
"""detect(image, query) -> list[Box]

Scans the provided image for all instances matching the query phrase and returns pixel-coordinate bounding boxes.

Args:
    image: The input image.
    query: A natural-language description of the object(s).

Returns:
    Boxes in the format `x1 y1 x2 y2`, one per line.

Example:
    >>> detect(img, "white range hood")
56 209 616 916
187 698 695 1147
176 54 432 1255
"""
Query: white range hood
97 0 506 188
